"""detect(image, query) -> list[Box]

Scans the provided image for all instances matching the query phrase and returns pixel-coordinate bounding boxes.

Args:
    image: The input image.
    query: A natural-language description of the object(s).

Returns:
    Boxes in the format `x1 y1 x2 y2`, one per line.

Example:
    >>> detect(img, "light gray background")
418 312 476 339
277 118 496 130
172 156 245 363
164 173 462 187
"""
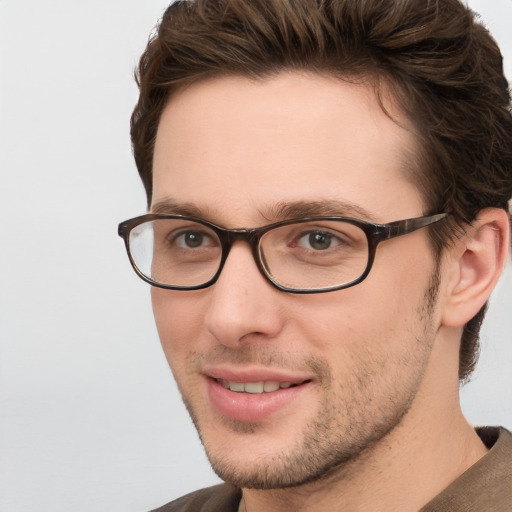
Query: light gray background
0 1 511 511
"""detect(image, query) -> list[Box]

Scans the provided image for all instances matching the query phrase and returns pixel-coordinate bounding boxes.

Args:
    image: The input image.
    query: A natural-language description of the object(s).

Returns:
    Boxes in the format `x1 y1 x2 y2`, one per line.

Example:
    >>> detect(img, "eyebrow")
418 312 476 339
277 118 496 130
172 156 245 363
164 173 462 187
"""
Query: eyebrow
151 198 379 224
151 199 212 217
265 200 379 222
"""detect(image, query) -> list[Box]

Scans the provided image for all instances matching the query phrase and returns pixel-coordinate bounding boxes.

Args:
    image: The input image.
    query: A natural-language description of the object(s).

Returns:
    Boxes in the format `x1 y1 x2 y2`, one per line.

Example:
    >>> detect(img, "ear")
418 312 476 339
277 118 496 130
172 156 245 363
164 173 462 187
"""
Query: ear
441 208 510 328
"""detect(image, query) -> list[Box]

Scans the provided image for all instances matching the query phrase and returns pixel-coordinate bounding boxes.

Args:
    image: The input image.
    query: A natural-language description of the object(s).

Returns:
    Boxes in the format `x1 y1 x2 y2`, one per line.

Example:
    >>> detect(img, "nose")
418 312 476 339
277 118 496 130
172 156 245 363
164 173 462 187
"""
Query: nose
204 242 284 347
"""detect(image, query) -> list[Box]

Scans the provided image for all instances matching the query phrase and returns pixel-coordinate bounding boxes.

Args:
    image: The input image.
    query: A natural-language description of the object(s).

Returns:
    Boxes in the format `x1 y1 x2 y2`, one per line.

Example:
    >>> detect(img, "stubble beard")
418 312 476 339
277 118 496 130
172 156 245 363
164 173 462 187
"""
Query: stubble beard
179 270 440 490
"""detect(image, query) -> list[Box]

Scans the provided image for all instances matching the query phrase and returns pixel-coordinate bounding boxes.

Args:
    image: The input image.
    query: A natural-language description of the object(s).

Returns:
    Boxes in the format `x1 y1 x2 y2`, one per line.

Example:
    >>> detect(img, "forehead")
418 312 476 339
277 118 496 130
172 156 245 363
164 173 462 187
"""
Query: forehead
152 72 423 225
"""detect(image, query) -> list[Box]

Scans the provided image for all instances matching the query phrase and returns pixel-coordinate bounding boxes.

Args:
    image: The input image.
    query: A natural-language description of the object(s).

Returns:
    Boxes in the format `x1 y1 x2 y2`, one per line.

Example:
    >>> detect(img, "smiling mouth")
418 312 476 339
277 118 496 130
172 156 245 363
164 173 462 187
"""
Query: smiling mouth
216 379 310 394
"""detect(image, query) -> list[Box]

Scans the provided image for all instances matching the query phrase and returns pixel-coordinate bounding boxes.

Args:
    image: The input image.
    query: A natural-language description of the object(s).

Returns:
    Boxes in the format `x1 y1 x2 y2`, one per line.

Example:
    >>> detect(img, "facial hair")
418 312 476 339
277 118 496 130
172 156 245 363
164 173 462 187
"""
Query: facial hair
179 268 440 489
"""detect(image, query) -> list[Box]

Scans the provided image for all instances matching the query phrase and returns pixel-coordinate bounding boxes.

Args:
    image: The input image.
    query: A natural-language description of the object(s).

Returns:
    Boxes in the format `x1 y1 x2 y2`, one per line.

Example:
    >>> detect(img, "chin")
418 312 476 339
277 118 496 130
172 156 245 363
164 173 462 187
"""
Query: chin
196 406 404 490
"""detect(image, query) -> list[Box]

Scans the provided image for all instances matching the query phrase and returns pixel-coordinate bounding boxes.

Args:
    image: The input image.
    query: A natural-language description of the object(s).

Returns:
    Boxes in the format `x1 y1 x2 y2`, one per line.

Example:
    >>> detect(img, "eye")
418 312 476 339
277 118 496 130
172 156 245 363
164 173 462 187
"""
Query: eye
296 230 342 251
173 230 214 249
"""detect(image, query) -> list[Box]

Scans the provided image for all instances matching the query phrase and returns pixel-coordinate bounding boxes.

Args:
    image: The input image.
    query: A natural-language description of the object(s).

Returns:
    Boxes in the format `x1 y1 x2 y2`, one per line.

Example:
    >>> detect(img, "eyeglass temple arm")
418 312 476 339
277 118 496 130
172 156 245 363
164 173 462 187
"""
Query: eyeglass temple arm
382 213 449 240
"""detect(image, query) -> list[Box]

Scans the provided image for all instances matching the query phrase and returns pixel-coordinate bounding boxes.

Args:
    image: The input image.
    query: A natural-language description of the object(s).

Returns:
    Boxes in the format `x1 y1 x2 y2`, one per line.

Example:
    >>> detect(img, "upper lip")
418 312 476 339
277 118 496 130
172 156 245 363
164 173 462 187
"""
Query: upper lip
203 365 313 384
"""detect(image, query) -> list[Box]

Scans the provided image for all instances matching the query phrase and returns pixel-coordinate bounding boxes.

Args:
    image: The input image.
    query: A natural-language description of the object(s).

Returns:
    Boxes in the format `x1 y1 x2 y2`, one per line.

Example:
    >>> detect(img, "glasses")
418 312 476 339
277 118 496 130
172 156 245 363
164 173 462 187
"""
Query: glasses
118 213 448 294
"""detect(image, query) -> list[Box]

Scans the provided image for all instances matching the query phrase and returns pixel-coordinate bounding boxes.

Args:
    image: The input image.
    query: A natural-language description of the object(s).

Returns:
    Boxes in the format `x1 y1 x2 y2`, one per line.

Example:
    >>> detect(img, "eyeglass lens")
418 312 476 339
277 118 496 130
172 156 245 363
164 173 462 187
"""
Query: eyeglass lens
128 218 370 290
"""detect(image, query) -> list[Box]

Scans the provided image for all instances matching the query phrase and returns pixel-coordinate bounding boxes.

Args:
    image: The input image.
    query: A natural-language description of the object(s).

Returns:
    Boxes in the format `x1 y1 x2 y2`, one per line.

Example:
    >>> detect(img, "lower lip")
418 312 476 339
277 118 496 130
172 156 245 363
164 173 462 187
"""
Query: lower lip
207 378 309 422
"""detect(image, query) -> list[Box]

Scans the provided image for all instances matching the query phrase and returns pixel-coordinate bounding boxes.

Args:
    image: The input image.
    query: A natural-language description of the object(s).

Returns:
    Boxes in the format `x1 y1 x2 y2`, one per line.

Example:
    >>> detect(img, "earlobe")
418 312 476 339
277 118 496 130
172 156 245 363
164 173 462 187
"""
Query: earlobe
441 208 510 328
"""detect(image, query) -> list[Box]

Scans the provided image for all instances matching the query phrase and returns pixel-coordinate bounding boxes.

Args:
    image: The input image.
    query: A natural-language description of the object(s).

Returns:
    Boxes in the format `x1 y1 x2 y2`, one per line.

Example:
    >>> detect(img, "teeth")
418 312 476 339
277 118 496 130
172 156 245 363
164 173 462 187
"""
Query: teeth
263 381 280 392
245 382 264 394
229 381 245 392
218 379 297 394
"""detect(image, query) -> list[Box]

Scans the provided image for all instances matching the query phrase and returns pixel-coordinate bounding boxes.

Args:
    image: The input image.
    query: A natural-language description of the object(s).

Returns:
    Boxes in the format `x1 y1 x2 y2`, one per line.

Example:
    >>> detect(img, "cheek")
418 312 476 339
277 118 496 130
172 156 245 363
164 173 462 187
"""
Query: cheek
289 247 435 354
151 288 208 369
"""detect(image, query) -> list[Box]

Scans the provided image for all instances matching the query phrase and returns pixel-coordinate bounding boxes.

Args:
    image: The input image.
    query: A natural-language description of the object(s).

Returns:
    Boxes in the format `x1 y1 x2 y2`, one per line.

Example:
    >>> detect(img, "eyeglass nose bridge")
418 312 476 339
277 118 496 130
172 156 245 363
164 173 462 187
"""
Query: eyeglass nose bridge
213 226 273 288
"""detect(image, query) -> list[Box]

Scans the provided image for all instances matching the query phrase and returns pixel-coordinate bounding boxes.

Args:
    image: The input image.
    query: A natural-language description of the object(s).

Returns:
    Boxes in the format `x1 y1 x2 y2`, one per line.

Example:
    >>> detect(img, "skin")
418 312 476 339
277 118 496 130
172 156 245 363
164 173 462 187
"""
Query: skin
150 73 499 511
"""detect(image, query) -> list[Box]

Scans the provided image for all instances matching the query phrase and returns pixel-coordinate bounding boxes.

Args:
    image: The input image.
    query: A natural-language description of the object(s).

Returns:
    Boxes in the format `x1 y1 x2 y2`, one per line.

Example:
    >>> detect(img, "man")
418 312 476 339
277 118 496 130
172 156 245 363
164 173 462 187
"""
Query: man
118 0 512 510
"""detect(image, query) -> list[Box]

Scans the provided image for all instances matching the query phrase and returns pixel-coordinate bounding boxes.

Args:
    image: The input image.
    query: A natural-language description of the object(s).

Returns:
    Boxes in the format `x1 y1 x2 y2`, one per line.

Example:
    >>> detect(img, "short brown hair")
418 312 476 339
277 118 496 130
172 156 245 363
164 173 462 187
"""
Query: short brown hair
131 0 512 381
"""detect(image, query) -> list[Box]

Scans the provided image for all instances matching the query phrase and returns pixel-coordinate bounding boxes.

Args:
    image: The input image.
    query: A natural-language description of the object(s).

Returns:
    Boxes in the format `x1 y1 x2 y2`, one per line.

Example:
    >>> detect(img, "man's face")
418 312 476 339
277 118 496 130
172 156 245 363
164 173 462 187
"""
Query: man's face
151 73 441 488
